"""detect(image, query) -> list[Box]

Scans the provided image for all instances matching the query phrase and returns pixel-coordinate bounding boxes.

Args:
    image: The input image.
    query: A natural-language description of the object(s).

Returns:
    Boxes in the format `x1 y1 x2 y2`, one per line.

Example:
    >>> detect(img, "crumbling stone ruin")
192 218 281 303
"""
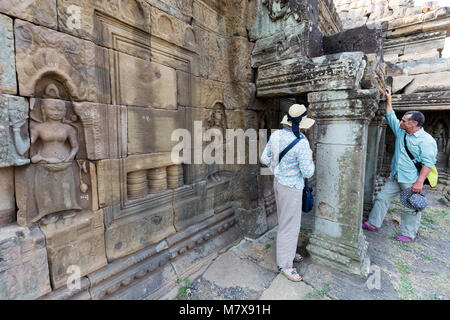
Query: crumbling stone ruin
0 0 448 299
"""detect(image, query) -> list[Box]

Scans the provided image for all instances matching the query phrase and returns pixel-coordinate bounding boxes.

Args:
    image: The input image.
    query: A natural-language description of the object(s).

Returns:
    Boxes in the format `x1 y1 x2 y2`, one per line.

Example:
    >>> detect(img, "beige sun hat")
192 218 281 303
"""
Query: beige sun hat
280 104 315 129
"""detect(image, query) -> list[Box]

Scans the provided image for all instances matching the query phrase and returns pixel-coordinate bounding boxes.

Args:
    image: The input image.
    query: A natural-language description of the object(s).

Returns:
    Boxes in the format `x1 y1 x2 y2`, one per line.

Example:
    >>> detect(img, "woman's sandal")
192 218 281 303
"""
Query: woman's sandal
280 268 303 282
293 253 304 263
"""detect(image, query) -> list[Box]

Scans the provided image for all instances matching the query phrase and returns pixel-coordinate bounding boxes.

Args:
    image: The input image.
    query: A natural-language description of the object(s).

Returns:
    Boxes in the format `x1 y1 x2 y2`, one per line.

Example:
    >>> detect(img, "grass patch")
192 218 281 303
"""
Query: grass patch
397 275 419 300
394 259 411 274
305 283 331 300
419 252 432 262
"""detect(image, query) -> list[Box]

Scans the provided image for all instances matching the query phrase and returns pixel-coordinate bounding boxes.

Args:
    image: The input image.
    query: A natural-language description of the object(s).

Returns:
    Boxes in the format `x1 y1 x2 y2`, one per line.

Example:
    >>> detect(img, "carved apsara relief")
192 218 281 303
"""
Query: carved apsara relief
15 81 97 226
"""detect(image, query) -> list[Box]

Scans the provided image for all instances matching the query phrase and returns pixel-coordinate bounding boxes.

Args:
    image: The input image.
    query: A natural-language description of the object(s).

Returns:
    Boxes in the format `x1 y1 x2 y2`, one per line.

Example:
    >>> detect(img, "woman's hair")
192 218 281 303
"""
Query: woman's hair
405 111 425 127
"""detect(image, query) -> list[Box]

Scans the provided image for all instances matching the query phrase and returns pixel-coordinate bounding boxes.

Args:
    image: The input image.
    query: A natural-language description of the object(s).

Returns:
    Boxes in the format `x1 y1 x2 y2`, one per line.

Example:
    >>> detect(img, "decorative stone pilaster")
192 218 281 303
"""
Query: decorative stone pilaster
306 89 379 278
363 101 386 219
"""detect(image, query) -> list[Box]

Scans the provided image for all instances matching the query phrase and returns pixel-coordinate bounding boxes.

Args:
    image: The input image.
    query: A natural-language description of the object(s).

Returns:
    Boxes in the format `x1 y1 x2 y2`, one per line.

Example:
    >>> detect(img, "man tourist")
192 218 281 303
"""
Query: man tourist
362 88 438 242
260 104 315 281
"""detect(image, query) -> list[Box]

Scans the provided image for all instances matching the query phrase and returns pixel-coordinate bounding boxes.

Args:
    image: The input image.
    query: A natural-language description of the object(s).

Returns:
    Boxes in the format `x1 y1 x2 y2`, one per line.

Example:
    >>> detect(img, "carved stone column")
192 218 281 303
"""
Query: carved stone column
306 89 379 278
363 101 386 219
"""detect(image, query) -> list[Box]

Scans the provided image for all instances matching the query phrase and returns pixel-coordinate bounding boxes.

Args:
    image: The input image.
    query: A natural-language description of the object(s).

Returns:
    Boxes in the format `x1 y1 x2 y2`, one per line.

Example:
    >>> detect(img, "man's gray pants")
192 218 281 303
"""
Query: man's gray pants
273 178 302 269
368 176 422 239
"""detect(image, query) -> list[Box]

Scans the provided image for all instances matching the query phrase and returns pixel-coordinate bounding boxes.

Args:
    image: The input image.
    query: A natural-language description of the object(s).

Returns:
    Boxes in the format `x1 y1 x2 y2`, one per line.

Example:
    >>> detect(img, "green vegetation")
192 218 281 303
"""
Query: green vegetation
174 277 192 300
305 283 331 300
397 276 419 300
394 259 411 274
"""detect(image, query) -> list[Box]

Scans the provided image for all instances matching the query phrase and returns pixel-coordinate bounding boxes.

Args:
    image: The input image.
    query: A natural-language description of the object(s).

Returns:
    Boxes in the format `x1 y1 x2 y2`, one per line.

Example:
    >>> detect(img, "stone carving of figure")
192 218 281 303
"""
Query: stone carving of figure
431 120 448 153
30 99 79 164
27 84 82 222
262 0 289 21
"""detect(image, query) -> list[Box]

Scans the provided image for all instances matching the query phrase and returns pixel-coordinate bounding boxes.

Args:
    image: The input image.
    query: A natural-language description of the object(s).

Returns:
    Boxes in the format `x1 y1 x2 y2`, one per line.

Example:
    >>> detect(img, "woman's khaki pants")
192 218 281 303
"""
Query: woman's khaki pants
273 178 303 269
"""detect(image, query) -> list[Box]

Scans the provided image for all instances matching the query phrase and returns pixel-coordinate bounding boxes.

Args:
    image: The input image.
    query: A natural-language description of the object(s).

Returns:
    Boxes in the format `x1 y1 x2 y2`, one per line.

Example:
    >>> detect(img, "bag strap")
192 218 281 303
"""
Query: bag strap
279 134 303 163
403 133 417 163
404 133 424 176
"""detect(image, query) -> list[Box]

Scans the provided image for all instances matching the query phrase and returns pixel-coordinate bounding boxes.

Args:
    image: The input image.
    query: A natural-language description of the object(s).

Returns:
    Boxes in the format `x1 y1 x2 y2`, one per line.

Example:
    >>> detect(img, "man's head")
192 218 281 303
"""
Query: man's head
400 111 425 134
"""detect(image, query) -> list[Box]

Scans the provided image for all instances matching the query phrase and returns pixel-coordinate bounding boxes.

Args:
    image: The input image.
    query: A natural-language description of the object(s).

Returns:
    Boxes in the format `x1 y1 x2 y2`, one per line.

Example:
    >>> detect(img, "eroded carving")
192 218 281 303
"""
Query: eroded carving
15 81 98 226
0 94 30 167
262 0 289 21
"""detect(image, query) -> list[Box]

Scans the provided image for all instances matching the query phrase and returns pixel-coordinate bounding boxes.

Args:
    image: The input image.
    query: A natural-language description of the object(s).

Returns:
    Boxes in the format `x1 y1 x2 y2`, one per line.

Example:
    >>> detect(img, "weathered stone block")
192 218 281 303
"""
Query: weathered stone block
39 209 107 290
0 224 51 299
102 256 176 300
229 37 254 83
191 77 224 109
0 14 16 95
147 0 193 22
403 72 450 94
104 198 176 261
15 161 98 226
0 167 15 227
256 52 367 98
111 52 177 109
195 26 231 82
150 5 196 50
0 94 30 168
251 22 323 68
57 0 151 43
96 159 121 208
73 102 127 160
127 106 186 155
399 58 450 76
173 181 211 231
323 25 383 55
39 276 91 300
86 239 169 299
0 0 57 29
192 0 228 36
392 75 414 93
223 82 256 110
169 216 241 280
15 20 110 103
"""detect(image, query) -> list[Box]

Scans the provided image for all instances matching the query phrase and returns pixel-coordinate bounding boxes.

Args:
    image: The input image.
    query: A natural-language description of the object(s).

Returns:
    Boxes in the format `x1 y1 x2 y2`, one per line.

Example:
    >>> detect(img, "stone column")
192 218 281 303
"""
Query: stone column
363 102 386 219
306 89 379 278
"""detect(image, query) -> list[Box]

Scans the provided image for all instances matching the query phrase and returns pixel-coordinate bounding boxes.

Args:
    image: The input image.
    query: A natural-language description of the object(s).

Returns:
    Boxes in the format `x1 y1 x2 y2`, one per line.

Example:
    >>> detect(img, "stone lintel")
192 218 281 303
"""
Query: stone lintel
384 9 450 39
256 52 367 98
392 91 450 111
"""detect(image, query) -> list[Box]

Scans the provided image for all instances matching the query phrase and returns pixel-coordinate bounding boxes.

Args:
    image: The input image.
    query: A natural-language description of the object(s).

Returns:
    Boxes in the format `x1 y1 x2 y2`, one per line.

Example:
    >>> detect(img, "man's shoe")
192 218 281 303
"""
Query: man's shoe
362 221 377 232
395 235 413 243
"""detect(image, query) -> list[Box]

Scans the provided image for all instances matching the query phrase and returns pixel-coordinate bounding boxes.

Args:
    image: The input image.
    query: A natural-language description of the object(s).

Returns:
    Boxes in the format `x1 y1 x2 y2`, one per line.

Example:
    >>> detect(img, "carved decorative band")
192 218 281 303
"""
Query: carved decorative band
87 208 236 300
256 53 367 97
384 30 446 50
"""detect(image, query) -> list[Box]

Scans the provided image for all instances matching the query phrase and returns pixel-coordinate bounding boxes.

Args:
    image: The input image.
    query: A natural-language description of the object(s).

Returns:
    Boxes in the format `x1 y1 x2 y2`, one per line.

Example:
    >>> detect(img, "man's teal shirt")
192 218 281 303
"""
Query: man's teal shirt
385 111 437 184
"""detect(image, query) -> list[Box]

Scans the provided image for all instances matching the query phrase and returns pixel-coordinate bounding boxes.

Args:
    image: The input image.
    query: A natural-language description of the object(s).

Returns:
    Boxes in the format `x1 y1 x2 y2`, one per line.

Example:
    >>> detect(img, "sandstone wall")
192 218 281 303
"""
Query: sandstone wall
0 0 284 300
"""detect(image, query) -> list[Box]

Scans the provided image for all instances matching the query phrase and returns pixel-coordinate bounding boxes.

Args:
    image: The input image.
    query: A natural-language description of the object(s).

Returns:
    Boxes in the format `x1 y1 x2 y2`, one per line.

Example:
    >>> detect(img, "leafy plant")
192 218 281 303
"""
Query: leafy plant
174 277 192 300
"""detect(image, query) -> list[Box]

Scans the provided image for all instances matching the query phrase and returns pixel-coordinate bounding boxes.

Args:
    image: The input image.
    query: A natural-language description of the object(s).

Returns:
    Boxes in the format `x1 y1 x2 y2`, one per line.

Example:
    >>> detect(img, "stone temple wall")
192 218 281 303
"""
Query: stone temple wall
333 0 450 195
0 0 287 300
